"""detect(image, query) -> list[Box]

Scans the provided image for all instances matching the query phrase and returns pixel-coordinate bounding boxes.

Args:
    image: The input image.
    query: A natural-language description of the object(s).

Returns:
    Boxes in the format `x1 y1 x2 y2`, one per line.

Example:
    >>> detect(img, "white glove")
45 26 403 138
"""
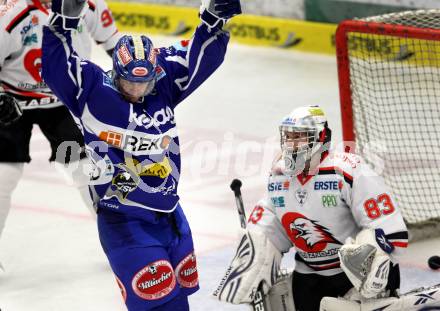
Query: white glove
339 229 392 299
212 228 282 304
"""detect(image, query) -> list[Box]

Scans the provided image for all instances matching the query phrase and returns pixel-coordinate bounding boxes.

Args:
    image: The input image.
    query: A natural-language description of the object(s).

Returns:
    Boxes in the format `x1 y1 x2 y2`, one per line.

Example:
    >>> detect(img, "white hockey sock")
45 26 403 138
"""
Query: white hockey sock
0 163 24 239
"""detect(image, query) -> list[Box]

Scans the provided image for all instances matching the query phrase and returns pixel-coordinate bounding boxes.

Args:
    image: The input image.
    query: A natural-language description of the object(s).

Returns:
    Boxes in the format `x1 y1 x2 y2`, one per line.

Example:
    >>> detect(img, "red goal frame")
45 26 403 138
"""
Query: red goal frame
335 19 440 151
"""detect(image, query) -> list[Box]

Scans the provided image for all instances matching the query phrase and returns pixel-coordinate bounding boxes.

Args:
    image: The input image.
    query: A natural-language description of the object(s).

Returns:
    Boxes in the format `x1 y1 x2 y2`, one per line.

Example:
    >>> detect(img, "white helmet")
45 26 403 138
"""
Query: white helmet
279 105 331 175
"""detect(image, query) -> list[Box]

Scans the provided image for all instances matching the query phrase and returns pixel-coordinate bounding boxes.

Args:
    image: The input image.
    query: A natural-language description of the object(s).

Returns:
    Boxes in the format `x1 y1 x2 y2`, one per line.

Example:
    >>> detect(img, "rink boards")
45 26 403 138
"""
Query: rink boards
107 2 337 55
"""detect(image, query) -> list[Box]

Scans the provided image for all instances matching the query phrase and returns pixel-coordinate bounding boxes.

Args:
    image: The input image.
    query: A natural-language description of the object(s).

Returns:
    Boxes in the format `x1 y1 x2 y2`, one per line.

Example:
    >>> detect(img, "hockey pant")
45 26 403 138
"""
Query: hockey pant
97 204 199 311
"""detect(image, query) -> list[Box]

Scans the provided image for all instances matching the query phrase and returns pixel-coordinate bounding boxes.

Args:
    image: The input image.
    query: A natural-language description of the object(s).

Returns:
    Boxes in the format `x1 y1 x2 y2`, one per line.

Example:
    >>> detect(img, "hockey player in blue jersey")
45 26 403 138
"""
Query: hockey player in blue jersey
40 0 241 309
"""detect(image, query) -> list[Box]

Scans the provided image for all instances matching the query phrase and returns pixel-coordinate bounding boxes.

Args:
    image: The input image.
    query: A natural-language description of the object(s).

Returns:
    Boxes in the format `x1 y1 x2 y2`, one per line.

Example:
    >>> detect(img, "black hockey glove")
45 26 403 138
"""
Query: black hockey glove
49 0 87 30
200 0 242 30
0 93 22 127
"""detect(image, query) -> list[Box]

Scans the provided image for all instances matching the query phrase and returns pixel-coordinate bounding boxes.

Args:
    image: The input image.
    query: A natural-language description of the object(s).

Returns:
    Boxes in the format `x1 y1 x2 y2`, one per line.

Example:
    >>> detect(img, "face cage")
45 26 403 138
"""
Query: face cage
114 76 156 102
279 126 319 172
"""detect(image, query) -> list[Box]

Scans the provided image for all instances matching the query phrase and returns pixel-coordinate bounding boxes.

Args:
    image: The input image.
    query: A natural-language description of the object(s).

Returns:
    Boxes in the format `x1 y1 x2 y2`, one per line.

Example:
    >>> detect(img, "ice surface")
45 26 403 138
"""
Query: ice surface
0 35 438 310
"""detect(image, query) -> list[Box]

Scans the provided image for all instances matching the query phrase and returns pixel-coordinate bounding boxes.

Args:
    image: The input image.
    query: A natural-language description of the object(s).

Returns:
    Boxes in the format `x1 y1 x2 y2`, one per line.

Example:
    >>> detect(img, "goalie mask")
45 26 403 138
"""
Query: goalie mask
112 35 157 103
279 105 331 175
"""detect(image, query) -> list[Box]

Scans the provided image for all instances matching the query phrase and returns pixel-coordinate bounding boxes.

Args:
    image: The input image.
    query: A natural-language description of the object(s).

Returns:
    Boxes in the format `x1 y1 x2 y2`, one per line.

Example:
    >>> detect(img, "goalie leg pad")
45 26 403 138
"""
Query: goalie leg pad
212 228 282 304
264 272 296 311
321 283 440 311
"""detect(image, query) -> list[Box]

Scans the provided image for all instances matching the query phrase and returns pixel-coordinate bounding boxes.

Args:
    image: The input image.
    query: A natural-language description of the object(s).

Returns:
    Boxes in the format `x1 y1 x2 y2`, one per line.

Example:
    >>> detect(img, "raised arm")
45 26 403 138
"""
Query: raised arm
41 0 97 117
161 0 241 107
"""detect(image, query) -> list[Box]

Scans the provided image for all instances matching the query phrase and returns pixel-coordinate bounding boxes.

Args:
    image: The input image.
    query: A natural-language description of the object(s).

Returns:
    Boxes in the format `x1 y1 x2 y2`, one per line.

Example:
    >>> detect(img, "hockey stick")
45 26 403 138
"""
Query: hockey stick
230 179 247 229
230 179 270 311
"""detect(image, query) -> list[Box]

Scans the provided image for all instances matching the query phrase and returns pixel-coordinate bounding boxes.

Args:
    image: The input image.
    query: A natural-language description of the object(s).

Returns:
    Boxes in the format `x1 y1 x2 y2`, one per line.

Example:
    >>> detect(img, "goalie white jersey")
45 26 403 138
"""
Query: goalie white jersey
247 151 409 276
0 0 120 109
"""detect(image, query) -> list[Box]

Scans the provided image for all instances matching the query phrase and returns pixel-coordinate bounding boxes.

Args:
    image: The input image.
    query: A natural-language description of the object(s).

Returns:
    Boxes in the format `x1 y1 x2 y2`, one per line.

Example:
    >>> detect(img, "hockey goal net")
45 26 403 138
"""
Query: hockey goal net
336 10 440 238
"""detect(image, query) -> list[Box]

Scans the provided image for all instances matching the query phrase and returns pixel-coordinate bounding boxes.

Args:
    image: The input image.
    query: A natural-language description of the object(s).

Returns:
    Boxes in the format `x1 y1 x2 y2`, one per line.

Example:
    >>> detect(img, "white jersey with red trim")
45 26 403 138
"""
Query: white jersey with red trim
0 0 120 110
247 151 408 276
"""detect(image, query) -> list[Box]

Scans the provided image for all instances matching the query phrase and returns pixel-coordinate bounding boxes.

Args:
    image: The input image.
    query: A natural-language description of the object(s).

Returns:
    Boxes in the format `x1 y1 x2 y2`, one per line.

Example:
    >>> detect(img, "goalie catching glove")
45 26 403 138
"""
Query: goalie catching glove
339 228 394 299
212 227 282 304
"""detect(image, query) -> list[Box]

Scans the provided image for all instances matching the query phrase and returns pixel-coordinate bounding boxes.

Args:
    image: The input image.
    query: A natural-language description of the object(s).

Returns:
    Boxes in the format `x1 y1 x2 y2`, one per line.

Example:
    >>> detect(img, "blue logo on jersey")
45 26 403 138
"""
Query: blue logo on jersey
268 181 290 192
20 17 39 36
271 196 285 208
102 72 118 90
375 228 394 254
23 33 37 46
314 181 338 191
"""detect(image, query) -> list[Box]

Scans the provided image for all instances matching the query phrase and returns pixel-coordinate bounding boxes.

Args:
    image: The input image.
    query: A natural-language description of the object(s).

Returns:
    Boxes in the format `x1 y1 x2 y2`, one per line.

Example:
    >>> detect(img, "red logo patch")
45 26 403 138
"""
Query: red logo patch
155 66 164 75
338 180 343 190
118 45 132 66
99 130 123 147
175 252 198 288
281 212 341 253
248 205 264 224
132 67 148 76
160 135 172 149
115 275 127 302
31 15 39 25
131 260 176 300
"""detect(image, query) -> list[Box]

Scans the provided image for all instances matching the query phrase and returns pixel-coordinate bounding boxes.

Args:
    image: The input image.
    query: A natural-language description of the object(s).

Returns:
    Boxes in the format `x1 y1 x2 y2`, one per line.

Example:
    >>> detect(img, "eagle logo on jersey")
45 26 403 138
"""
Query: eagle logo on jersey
281 212 342 253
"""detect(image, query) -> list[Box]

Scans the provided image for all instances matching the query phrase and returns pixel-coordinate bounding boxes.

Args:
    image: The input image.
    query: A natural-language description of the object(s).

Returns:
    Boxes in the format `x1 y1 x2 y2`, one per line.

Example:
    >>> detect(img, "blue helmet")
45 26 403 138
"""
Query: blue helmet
112 35 157 83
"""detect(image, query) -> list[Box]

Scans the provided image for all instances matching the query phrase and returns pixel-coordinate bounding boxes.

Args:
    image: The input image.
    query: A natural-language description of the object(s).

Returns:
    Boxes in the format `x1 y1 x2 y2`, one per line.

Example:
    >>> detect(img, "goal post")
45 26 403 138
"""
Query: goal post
335 10 440 239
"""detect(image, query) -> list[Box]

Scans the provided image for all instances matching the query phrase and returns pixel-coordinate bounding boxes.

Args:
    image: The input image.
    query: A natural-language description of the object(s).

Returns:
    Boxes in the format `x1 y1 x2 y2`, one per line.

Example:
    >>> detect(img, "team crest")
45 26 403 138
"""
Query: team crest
105 162 141 202
295 189 308 205
112 169 138 199
281 212 342 253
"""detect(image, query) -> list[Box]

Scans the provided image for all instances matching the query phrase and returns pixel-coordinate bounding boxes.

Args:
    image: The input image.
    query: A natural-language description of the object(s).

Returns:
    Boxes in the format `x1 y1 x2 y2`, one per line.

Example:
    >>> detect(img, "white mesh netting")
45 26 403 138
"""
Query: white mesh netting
344 10 440 227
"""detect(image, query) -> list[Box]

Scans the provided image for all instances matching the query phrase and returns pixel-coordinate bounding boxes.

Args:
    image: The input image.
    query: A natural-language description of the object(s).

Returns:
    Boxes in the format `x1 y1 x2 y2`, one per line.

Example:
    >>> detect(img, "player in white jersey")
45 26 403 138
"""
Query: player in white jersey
214 105 409 311
0 0 120 254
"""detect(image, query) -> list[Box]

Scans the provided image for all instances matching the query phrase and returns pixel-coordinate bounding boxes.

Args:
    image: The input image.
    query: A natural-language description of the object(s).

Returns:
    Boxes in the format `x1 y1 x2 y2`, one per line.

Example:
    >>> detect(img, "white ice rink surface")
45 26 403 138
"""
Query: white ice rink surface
0 35 439 311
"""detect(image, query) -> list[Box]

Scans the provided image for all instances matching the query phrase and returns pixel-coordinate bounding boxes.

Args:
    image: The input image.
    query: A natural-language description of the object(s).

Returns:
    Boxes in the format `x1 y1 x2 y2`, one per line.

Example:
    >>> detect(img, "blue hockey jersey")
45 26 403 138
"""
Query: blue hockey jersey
42 23 229 219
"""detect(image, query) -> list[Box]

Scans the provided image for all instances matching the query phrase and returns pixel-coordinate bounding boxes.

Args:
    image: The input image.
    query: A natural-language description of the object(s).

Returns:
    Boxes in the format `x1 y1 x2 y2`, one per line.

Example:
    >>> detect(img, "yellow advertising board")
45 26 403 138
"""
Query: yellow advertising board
108 2 338 55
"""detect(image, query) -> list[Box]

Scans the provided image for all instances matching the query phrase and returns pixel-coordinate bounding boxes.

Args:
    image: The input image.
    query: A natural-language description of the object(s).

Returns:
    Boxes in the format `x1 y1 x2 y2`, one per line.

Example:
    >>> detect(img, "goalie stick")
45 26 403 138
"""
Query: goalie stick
230 178 270 311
